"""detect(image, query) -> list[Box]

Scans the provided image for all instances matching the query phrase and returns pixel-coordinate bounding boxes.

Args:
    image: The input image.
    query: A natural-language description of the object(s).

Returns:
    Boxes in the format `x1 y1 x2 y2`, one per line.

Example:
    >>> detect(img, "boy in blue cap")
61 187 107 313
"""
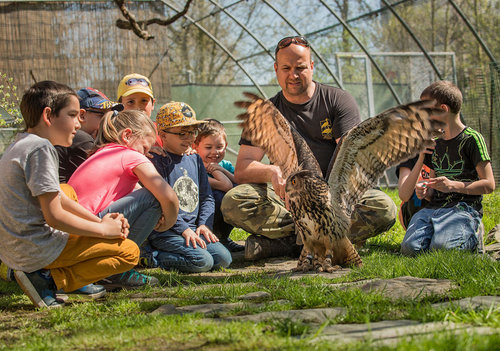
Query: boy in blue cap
56 88 123 183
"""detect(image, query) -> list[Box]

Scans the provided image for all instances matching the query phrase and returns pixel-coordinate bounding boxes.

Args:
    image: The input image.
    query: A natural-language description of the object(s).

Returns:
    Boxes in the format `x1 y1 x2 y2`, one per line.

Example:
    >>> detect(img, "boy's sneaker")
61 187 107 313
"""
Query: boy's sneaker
0 261 15 282
98 269 159 290
57 283 107 299
139 250 159 268
14 269 64 308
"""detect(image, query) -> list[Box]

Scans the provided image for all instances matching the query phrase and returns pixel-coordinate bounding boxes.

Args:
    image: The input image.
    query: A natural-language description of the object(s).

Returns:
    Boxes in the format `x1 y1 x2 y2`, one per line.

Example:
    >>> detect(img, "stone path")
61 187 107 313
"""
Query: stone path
149 256 500 345
313 320 497 345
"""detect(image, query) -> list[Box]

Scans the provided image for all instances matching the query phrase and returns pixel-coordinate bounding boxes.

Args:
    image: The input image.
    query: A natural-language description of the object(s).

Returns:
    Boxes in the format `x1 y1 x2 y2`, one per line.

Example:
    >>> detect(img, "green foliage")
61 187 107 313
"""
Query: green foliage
0 190 499 350
0 72 22 128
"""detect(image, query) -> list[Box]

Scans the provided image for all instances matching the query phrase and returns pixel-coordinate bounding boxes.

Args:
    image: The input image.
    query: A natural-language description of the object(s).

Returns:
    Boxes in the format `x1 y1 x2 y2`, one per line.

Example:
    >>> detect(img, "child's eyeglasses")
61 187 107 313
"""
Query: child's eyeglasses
275 36 310 55
163 129 198 139
125 78 150 87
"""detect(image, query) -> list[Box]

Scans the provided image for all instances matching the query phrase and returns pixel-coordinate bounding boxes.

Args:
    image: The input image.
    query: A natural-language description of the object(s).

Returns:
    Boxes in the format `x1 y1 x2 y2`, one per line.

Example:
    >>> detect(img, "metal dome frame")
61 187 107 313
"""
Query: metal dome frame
159 0 496 102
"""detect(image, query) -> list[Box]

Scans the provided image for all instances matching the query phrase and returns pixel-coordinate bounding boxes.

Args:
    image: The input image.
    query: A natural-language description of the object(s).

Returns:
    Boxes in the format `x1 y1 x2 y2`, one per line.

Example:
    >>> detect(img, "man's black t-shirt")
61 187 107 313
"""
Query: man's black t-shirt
240 82 360 177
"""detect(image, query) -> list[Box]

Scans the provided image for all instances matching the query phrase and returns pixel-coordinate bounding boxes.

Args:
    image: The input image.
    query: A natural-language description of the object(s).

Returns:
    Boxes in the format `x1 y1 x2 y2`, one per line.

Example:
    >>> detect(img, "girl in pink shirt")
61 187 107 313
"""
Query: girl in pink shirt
69 110 178 289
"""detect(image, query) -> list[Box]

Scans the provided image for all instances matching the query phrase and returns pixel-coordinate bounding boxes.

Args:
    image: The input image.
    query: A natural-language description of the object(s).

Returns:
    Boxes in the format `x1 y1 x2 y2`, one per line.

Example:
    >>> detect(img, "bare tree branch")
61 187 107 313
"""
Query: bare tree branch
114 0 193 40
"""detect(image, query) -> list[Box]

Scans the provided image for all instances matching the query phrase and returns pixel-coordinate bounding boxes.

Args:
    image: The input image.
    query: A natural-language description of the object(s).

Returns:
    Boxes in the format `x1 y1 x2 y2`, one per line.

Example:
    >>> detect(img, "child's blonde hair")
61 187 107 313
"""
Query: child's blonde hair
93 110 155 153
194 118 227 146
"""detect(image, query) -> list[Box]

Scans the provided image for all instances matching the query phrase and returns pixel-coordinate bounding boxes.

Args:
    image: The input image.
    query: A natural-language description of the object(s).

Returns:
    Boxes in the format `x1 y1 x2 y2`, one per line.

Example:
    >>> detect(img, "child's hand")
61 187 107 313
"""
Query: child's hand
426 176 456 193
101 213 129 239
196 225 219 243
205 162 224 174
423 144 435 154
182 228 206 249
154 214 171 232
184 147 197 156
415 181 429 200
146 145 166 159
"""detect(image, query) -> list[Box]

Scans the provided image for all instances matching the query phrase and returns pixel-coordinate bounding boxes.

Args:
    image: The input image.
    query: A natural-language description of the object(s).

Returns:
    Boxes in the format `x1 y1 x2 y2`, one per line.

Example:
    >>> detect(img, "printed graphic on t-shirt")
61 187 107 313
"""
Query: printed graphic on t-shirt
432 152 464 179
173 169 199 213
320 118 333 140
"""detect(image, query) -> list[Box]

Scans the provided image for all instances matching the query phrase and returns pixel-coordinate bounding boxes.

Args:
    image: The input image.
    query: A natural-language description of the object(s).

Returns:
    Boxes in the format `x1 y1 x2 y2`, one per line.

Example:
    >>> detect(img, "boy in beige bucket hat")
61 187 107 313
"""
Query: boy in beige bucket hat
140 102 232 273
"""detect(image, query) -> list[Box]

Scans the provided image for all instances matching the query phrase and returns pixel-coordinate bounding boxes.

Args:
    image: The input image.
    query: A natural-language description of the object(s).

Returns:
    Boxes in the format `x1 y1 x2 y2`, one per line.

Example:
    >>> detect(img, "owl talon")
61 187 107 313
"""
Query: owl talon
324 264 341 273
294 255 314 272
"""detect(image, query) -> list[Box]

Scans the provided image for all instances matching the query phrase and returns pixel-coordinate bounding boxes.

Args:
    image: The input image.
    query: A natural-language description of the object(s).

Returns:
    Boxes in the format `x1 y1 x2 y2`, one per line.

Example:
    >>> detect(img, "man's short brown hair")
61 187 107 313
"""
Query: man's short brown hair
420 80 462 114
20 81 77 129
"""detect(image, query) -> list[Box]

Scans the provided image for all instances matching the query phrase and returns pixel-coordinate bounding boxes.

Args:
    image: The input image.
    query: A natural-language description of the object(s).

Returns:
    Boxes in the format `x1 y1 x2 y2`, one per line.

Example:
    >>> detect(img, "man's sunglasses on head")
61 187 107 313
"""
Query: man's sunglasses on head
275 36 310 55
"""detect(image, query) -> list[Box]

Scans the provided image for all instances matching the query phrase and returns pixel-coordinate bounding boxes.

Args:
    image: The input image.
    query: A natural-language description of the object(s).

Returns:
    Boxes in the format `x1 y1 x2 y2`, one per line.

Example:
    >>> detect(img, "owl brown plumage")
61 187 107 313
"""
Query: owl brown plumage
236 92 444 273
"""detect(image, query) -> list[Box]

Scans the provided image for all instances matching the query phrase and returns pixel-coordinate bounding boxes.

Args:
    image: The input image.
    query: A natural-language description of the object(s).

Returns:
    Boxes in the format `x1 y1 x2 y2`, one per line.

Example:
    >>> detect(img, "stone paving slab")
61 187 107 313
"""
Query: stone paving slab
432 295 500 310
238 291 271 300
484 243 500 260
221 307 345 324
190 258 352 279
312 320 499 345
151 299 289 316
325 276 455 301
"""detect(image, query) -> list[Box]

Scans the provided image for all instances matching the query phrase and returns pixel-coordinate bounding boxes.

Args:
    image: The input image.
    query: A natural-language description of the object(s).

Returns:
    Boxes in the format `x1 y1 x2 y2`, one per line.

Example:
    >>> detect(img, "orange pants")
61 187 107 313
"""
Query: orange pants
46 185 139 292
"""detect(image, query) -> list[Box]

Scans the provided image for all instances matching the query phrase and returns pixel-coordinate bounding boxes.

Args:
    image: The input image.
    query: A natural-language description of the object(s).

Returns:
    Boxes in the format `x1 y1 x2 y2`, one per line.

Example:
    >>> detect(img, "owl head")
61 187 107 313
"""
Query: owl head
286 169 327 194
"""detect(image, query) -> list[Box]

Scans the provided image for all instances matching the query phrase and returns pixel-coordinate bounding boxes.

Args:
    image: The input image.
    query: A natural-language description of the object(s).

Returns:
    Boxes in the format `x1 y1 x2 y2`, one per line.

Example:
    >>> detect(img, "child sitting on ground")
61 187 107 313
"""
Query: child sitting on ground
68 110 178 289
400 80 495 256
395 152 431 230
117 73 164 147
56 87 123 183
0 81 139 308
193 119 244 252
144 102 232 273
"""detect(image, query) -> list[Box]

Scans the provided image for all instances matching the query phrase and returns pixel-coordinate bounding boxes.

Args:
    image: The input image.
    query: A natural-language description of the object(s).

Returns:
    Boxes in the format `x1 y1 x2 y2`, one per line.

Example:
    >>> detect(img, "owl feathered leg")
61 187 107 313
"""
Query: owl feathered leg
330 237 363 267
294 247 314 272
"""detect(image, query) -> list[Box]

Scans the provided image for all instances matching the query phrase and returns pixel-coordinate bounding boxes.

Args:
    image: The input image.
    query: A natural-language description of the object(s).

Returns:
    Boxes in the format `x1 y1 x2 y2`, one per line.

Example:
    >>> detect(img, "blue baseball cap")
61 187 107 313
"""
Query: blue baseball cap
77 88 124 111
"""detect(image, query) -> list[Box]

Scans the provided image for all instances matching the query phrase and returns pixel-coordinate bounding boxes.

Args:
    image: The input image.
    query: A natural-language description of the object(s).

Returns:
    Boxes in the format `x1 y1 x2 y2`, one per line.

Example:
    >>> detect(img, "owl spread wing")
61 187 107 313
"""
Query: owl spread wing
235 92 321 179
328 100 445 234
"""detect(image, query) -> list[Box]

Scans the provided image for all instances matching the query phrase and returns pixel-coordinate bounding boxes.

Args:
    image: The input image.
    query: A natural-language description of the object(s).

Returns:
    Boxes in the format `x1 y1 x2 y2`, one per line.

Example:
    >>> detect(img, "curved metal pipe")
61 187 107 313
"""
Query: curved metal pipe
208 0 275 62
448 0 496 62
160 0 268 98
381 0 443 80
320 0 402 105
261 0 344 89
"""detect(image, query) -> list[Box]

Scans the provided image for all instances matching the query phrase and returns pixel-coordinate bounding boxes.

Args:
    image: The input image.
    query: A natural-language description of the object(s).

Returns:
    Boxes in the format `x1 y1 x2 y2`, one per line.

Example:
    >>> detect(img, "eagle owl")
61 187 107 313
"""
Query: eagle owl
236 93 444 272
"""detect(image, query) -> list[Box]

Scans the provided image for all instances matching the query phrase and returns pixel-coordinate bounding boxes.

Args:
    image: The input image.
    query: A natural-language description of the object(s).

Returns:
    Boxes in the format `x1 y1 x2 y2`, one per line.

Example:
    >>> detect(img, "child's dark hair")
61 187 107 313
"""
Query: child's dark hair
194 118 227 146
92 110 156 154
420 80 462 114
20 80 77 130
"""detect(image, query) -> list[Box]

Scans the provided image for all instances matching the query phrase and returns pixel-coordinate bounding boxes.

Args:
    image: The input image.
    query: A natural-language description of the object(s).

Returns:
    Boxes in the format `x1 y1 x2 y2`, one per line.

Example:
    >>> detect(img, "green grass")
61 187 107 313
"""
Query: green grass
1 189 499 350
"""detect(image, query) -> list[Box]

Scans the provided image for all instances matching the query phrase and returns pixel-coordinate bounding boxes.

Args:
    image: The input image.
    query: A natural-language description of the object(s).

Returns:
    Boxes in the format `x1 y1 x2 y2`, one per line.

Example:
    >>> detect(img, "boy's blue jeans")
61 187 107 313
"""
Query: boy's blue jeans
149 230 232 273
400 202 480 256
97 188 161 247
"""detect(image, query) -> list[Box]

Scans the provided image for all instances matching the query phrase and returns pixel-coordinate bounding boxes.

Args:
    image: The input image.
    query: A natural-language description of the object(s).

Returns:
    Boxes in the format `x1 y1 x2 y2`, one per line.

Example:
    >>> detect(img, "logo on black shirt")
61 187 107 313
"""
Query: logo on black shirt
320 118 333 140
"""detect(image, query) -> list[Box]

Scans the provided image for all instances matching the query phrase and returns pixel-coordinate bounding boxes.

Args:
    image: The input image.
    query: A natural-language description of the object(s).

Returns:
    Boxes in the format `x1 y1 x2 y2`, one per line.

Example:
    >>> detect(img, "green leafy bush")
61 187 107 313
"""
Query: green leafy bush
0 72 22 128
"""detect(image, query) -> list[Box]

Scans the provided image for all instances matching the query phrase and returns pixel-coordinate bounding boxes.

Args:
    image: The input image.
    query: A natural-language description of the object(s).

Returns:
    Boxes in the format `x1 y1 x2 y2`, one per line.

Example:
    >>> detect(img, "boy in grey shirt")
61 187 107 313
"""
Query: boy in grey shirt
0 81 139 308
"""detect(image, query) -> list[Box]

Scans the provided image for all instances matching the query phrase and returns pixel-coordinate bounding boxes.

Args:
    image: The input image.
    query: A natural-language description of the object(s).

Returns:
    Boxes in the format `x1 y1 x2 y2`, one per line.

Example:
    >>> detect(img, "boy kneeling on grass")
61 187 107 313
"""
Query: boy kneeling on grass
400 81 495 256
0 81 139 308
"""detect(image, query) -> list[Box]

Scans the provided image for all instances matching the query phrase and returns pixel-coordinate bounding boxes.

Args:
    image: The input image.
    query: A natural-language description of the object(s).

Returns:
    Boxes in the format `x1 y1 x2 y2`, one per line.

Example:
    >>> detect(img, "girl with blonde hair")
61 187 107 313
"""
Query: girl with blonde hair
69 110 179 289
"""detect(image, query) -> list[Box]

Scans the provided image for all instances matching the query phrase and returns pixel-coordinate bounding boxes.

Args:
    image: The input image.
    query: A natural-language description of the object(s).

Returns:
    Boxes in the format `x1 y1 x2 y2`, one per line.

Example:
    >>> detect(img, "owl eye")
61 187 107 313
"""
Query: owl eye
291 178 296 186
